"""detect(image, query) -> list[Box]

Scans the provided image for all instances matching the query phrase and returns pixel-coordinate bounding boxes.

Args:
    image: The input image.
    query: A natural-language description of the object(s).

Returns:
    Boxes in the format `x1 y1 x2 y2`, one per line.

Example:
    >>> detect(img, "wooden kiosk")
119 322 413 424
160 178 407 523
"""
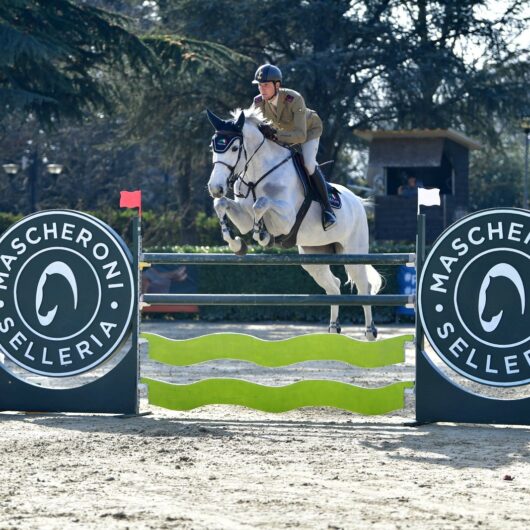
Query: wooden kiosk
354 129 480 242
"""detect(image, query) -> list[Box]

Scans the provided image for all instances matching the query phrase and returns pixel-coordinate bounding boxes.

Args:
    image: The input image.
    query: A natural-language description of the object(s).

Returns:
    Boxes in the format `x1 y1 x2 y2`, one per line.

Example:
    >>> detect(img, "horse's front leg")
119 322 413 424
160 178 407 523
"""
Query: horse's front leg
214 197 254 255
252 197 294 247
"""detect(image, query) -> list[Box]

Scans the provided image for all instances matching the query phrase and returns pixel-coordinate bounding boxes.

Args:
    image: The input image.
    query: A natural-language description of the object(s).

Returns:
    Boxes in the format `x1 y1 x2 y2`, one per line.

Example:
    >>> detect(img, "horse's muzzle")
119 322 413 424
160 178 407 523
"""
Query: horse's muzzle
208 184 224 198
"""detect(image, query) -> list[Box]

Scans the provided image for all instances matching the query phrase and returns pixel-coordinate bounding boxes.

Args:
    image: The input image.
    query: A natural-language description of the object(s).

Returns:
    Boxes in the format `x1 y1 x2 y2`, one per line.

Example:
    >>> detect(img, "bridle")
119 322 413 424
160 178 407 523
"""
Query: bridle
211 131 245 180
211 127 291 202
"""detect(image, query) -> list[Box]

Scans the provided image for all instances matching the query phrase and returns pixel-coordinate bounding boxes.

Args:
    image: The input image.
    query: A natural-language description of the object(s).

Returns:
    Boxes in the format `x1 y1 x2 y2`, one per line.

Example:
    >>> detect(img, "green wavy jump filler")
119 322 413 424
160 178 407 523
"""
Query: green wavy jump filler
141 378 414 415
141 332 414 368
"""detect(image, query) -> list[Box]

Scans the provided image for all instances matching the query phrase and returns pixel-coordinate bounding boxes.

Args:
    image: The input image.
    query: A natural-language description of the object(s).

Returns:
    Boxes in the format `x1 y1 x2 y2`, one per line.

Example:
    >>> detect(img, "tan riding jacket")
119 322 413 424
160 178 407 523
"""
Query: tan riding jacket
251 87 323 145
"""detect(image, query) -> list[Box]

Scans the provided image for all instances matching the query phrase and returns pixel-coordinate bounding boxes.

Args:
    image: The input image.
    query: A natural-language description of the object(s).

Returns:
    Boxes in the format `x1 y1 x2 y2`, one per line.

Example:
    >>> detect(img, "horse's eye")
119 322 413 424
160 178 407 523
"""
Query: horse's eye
231 146 238 152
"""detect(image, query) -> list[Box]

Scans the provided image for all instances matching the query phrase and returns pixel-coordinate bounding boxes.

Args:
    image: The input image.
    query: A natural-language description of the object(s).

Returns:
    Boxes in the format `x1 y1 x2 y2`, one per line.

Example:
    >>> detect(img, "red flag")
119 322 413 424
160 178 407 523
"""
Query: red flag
120 190 142 216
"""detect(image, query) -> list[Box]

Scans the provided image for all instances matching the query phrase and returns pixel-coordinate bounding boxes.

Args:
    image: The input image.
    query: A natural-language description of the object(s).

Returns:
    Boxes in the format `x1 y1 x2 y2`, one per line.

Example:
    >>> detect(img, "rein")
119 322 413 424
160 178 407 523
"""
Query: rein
212 125 293 202
233 133 293 201
235 152 292 201
212 134 267 194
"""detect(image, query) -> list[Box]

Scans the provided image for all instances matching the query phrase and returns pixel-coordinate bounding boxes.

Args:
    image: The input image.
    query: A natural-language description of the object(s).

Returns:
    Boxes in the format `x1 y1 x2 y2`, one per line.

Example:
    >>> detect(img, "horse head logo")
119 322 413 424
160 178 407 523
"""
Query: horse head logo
478 263 525 333
35 261 78 326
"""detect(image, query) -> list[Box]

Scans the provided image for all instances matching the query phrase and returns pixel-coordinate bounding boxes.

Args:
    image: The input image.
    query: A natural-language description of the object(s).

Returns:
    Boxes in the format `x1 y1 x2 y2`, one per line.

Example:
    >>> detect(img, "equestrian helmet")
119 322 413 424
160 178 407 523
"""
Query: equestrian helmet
253 64 282 84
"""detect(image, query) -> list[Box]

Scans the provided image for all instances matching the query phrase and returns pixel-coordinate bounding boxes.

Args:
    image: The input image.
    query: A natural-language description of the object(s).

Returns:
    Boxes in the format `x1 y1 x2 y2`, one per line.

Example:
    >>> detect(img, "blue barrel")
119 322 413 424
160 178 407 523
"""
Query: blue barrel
396 265 416 318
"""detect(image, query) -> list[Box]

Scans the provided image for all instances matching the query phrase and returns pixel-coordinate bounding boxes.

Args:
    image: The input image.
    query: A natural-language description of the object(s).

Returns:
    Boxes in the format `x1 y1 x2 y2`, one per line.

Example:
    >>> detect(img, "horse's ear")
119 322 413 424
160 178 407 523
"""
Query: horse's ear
235 111 245 131
206 109 225 131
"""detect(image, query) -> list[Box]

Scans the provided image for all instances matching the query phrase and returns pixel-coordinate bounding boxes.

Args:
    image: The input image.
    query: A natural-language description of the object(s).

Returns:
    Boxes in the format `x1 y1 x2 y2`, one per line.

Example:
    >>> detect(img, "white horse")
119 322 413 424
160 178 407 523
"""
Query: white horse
206 107 381 339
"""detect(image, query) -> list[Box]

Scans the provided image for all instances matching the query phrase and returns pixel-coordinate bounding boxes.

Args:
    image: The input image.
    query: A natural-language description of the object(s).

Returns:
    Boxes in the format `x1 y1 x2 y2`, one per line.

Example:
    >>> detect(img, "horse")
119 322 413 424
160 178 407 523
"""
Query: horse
206 107 382 339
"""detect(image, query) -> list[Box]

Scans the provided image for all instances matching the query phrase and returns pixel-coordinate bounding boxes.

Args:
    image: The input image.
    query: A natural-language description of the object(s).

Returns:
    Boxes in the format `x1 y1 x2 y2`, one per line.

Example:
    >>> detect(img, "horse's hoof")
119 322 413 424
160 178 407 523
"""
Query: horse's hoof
258 231 271 246
328 321 341 334
235 239 248 256
365 322 378 341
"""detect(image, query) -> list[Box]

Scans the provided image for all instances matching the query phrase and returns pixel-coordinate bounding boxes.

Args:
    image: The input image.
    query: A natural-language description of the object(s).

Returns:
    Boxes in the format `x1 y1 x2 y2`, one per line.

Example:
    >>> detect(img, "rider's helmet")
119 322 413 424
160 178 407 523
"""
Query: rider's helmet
253 64 282 84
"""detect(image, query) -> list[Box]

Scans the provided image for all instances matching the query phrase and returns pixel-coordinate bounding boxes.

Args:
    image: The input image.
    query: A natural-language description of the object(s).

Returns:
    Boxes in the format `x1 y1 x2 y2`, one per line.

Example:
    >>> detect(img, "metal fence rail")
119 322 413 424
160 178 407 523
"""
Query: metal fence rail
143 294 415 306
142 252 415 266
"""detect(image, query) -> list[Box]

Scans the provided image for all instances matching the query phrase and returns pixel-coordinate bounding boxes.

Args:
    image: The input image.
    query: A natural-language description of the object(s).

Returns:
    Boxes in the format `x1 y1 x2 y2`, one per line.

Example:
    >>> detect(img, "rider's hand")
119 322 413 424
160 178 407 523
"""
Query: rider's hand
258 123 277 141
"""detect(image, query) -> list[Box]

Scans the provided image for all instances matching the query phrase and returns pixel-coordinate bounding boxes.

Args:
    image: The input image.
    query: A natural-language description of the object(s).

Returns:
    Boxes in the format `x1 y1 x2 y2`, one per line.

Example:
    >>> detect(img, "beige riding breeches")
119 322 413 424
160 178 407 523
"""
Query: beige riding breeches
301 137 319 175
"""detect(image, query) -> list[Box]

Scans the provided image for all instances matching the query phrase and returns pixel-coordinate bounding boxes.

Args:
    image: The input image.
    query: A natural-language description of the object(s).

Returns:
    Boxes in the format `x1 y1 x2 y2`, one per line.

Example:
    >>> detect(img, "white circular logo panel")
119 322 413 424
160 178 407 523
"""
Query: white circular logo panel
0 210 134 377
418 208 530 387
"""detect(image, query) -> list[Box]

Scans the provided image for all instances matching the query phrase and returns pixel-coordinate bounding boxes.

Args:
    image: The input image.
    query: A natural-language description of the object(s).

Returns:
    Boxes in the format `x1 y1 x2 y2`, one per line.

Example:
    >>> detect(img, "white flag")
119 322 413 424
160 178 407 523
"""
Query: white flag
418 187 441 207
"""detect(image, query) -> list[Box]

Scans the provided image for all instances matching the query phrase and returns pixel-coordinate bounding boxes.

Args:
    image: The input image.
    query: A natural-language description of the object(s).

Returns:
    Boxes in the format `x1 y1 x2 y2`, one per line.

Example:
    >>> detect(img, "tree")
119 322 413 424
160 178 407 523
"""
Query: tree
0 0 247 238
1 0 528 240
470 130 527 209
0 0 154 124
155 0 529 175
369 0 530 138
127 35 254 241
154 0 530 216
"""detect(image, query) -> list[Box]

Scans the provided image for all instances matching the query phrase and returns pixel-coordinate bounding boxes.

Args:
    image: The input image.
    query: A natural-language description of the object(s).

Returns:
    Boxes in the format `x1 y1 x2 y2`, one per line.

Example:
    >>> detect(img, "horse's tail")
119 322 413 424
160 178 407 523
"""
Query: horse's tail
367 264 383 295
345 264 383 295
359 196 375 215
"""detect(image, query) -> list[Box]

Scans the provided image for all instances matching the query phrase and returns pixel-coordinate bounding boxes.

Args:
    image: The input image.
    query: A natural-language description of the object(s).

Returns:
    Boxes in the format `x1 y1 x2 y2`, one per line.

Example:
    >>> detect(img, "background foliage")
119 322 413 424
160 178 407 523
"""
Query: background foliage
0 0 529 245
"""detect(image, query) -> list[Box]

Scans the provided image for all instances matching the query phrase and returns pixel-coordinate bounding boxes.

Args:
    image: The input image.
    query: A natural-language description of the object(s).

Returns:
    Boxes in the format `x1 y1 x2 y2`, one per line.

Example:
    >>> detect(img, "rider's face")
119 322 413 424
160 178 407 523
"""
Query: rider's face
258 81 278 100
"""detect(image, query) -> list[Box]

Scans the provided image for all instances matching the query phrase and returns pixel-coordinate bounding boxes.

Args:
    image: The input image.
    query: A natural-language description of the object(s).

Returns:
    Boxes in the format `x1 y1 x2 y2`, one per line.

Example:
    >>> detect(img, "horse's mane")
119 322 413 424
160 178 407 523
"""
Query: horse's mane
230 107 269 128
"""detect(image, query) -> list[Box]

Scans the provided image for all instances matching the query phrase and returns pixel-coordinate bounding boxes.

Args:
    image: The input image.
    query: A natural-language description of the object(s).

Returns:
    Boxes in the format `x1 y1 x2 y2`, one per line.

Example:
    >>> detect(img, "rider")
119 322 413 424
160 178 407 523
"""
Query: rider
250 64 337 230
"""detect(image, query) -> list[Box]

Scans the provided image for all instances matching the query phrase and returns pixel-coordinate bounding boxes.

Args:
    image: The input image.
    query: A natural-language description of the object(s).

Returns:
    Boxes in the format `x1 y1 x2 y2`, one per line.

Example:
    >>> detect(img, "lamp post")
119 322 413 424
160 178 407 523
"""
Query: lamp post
2 155 63 213
521 116 530 211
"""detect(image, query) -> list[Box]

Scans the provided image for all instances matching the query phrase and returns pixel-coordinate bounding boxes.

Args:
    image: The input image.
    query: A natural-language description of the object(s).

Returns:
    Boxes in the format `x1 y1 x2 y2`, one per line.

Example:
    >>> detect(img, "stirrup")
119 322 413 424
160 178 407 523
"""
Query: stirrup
322 210 336 231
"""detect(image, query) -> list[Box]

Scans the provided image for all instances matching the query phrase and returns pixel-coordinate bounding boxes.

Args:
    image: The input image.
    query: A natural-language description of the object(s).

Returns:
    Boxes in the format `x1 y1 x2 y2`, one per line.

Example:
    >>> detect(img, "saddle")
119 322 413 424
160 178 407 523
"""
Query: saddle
275 149 341 249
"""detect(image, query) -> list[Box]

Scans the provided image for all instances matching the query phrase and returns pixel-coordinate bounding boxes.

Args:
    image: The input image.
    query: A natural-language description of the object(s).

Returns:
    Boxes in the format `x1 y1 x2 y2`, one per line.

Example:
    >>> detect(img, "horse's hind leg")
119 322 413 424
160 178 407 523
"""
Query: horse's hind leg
299 245 342 333
344 263 380 341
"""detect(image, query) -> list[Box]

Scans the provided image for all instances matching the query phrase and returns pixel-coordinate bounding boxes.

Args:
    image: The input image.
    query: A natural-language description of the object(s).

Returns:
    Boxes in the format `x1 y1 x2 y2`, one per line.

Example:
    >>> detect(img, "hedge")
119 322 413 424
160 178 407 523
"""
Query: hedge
144 242 418 324
0 212 23 233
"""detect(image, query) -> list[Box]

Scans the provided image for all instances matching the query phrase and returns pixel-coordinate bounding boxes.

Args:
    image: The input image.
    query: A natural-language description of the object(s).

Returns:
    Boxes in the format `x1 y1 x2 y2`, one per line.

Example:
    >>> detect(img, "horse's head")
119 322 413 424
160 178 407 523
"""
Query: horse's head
36 261 78 327
206 109 246 198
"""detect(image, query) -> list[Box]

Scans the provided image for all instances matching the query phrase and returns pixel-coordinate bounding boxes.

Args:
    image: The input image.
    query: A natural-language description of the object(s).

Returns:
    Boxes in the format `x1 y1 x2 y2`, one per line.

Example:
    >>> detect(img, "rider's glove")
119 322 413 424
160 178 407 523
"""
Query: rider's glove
258 123 277 141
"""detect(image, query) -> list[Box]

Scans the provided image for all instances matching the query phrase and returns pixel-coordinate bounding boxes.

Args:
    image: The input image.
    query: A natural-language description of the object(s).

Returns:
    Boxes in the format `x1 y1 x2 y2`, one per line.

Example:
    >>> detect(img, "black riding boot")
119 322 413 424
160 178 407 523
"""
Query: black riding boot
309 166 337 230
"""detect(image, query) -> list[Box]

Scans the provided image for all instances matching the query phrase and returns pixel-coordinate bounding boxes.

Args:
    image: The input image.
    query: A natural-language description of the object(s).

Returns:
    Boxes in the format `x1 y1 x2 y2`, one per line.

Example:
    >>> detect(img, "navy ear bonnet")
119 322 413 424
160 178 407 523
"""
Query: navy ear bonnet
207 109 245 153
211 131 241 153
